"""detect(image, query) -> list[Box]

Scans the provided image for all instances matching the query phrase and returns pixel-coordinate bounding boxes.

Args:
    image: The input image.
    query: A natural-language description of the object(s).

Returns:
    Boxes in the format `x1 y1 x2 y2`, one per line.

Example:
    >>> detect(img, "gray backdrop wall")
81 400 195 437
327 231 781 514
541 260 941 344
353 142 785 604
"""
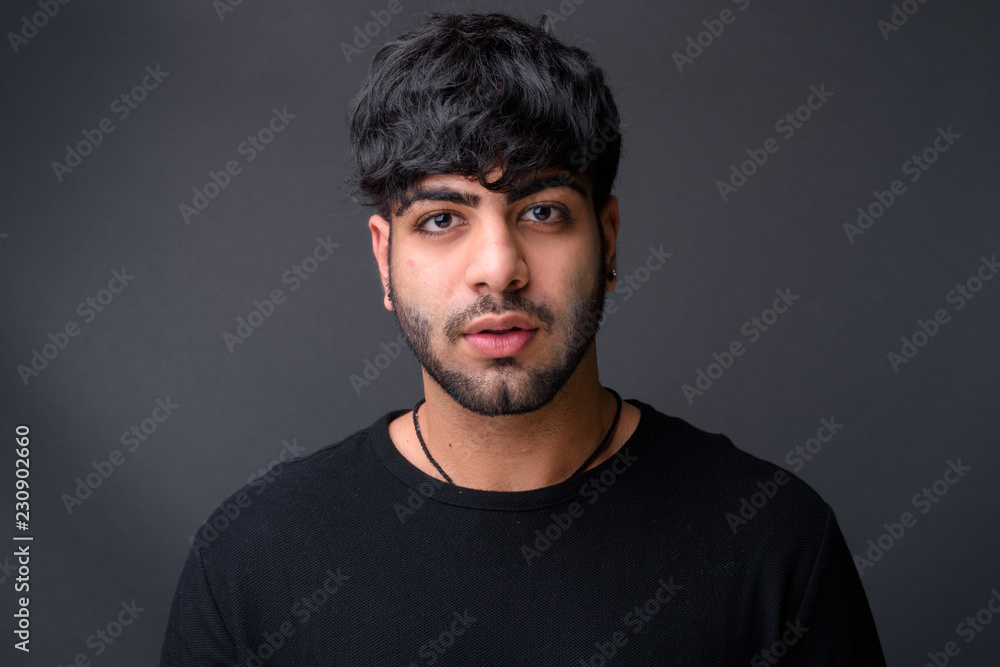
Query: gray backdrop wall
2 0 998 664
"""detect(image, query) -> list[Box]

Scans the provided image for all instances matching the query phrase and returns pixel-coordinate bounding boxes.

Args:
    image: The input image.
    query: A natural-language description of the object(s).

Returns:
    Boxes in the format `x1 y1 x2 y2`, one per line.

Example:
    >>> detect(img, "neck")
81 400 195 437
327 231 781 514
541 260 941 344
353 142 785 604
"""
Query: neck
413 346 627 491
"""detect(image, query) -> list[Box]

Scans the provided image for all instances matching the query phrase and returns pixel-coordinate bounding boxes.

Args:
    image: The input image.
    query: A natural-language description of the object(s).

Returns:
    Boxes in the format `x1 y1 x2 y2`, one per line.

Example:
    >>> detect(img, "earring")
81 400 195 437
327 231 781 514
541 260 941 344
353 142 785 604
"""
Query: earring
606 269 616 282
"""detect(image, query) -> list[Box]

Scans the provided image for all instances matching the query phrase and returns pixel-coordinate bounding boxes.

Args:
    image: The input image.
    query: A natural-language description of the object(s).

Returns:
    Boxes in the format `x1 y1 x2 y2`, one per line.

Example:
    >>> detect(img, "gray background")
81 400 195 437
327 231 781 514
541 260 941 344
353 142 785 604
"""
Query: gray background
2 0 998 664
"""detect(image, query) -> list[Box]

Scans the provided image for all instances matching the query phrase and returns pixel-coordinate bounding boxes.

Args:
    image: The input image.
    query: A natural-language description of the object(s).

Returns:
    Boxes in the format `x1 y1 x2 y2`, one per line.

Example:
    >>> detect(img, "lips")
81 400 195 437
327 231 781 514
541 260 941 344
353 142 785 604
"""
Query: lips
463 315 539 357
464 329 537 358
480 327 523 334
465 315 538 335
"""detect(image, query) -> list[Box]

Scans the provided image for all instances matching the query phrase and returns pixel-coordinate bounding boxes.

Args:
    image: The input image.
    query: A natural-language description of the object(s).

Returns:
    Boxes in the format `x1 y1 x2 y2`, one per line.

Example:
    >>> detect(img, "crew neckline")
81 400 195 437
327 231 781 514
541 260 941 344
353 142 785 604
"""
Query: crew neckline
369 397 661 511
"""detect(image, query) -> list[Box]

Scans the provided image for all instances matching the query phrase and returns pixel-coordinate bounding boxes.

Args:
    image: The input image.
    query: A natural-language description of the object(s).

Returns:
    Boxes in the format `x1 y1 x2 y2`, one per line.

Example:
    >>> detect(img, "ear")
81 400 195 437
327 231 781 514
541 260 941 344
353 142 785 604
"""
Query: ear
598 195 620 288
369 213 393 311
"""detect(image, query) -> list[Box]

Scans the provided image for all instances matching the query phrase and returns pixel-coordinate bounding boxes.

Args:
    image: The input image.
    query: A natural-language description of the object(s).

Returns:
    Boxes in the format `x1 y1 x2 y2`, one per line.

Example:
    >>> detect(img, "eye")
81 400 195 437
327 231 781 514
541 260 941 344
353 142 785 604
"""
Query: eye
415 212 463 234
521 204 568 223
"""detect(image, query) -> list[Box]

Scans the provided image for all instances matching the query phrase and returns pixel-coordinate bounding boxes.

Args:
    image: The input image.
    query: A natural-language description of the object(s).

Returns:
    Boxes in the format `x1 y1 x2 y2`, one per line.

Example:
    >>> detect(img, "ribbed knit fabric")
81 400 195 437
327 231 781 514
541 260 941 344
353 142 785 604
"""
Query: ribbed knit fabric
160 398 885 665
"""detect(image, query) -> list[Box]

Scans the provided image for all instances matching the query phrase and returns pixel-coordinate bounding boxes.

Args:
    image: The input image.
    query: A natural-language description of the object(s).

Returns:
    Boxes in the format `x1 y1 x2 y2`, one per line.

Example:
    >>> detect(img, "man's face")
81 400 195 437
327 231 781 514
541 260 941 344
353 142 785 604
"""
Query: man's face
372 170 616 417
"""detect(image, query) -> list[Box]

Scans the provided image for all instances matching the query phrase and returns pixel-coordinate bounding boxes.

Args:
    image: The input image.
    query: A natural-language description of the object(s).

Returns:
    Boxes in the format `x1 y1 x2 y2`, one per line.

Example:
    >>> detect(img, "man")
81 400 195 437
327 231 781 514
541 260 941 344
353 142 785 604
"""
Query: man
161 11 885 665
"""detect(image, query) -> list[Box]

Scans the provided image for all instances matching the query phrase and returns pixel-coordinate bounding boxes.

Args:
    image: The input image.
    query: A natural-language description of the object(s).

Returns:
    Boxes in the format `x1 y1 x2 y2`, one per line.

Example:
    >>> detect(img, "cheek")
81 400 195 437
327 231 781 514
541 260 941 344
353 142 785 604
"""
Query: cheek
396 266 452 324
392 252 432 296
527 250 594 304
567 256 601 293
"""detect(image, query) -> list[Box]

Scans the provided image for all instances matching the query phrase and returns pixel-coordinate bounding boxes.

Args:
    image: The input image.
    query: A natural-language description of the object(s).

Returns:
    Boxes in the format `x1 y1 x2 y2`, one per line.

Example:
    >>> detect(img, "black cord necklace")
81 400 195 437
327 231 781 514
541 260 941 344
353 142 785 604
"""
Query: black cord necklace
411 387 623 486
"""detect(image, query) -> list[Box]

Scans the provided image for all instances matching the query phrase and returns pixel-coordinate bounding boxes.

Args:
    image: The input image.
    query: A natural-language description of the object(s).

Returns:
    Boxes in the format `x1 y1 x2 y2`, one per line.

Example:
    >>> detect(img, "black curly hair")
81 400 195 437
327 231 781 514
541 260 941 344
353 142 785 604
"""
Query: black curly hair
345 11 623 223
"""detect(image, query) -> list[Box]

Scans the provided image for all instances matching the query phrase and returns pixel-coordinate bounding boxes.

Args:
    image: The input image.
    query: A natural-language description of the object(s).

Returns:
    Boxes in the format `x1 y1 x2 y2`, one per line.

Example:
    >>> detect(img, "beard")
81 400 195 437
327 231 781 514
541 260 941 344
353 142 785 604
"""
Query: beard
387 236 608 417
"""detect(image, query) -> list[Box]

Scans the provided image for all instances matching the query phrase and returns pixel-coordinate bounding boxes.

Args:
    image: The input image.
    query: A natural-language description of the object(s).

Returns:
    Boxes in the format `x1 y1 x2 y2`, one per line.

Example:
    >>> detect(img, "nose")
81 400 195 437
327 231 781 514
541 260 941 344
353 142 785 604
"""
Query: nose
464 215 529 295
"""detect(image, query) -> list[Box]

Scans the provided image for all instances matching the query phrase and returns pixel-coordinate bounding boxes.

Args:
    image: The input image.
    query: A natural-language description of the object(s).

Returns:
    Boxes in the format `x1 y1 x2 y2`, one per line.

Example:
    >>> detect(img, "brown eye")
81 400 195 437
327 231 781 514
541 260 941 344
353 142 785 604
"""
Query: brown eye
522 205 566 223
421 213 456 231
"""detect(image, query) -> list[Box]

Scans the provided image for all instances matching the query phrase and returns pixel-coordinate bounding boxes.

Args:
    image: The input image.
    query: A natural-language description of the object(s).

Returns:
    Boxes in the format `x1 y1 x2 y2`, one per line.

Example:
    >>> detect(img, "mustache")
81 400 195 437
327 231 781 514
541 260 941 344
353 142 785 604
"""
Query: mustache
444 293 556 341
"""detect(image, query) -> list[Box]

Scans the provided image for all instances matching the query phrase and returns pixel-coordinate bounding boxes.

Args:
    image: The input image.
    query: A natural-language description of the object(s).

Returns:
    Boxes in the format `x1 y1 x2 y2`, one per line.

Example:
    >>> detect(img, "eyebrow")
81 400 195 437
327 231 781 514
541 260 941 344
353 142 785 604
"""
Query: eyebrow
393 174 588 218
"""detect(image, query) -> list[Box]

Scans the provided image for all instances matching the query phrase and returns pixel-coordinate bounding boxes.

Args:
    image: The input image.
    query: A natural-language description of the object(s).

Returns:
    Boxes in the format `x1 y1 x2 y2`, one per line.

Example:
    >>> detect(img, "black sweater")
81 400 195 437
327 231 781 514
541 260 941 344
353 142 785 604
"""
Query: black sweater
160 398 885 665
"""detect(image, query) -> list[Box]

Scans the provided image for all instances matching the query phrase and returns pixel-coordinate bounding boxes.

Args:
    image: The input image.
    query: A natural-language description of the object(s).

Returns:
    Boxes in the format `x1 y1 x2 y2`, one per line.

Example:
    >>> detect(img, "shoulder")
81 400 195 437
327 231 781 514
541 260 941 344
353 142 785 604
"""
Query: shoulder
633 400 835 547
188 415 383 561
